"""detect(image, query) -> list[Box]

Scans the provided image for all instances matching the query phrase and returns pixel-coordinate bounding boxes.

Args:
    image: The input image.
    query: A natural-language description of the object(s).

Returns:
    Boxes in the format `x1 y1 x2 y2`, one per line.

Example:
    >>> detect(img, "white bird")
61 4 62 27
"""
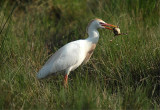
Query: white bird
37 18 117 87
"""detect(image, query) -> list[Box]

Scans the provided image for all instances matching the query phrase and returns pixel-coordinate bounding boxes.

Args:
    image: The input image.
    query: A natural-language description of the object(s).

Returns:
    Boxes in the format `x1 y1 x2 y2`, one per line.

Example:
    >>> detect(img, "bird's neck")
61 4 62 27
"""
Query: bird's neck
86 27 99 44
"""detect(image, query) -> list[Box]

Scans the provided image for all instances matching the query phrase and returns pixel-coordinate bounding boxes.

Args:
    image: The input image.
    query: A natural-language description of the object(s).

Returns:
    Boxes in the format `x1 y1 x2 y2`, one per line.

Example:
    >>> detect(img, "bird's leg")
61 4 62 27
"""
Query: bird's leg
64 74 68 88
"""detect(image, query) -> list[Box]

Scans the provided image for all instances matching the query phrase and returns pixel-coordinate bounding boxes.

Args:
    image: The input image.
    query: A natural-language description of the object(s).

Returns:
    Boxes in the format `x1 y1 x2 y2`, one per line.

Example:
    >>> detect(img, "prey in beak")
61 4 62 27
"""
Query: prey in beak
100 22 128 36
113 27 128 36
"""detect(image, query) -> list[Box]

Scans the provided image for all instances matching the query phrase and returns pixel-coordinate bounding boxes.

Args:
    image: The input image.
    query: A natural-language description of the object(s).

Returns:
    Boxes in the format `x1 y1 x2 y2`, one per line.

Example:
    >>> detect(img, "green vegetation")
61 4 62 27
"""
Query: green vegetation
0 0 160 109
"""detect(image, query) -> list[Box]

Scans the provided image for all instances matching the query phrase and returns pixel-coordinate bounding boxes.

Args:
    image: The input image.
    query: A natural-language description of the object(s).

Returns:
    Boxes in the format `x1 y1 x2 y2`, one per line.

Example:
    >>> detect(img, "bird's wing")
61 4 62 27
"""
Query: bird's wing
37 40 84 79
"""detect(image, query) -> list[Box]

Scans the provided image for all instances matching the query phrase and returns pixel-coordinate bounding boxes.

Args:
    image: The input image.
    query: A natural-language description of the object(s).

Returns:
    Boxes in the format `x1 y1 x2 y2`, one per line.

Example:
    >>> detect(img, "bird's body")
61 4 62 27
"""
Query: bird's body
37 18 117 86
37 37 98 79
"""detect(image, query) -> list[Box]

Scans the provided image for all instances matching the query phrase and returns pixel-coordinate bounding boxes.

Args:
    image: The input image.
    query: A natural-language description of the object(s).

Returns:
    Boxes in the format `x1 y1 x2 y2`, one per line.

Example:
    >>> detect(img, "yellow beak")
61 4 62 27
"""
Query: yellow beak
100 23 118 30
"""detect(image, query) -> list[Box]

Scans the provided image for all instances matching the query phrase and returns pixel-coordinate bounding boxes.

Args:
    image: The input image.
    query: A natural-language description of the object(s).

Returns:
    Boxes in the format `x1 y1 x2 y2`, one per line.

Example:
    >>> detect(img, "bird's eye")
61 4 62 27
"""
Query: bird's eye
99 22 104 25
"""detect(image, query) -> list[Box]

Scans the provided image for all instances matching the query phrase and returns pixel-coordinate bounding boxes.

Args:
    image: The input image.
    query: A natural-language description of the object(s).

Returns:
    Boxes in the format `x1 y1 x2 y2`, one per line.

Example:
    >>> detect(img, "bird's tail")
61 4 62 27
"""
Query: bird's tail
37 65 51 79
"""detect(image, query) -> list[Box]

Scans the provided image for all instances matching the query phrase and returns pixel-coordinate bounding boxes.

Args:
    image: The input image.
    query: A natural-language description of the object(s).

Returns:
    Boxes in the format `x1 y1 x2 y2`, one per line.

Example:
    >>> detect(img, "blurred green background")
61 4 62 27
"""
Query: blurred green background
0 0 160 109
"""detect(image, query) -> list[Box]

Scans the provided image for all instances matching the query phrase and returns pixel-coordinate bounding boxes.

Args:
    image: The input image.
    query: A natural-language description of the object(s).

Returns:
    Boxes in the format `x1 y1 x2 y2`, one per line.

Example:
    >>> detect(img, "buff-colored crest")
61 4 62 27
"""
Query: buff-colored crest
86 18 104 32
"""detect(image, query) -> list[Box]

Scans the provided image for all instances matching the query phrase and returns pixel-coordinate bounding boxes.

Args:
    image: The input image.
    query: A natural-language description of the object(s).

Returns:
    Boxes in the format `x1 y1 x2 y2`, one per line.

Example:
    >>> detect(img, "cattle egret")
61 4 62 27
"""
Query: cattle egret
37 18 118 87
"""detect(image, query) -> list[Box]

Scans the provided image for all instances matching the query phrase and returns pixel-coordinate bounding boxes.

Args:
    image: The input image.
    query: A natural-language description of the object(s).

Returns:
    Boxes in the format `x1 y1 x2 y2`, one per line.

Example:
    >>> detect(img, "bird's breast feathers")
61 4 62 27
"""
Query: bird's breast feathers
83 43 96 64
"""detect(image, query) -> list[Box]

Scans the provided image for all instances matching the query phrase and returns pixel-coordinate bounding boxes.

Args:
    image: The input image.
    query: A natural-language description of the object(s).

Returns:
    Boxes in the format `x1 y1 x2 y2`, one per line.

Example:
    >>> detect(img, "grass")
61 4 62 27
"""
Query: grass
0 0 160 109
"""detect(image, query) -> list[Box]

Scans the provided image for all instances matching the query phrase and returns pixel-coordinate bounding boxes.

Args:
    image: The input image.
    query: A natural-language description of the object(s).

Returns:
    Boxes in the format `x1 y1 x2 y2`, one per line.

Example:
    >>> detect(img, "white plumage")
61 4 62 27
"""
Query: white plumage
37 18 117 87
37 40 87 78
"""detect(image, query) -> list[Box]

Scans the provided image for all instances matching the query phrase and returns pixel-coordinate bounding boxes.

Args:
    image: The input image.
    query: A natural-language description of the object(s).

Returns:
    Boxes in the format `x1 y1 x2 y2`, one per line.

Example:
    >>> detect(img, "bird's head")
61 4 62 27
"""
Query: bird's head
87 18 118 30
